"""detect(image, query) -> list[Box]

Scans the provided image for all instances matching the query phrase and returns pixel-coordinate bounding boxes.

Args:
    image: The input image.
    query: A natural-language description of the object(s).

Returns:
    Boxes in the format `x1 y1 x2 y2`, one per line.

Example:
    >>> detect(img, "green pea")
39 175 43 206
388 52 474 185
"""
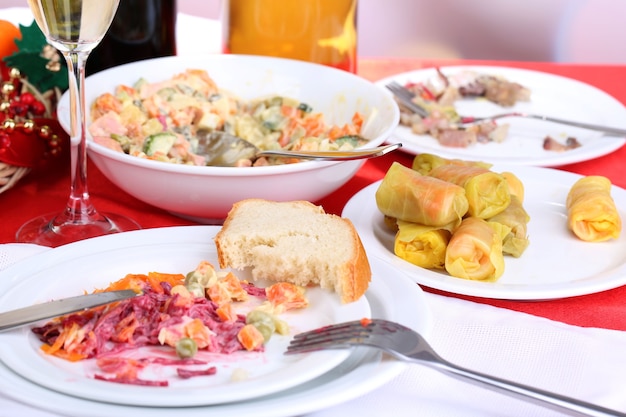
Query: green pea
184 271 198 286
255 323 275 343
246 310 274 327
185 271 214 288
246 310 276 342
186 282 205 298
176 337 198 359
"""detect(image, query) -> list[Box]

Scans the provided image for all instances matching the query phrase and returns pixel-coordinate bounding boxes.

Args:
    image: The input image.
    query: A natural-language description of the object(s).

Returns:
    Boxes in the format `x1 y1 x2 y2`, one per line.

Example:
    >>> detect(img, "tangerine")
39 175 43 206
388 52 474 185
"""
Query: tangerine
0 20 22 60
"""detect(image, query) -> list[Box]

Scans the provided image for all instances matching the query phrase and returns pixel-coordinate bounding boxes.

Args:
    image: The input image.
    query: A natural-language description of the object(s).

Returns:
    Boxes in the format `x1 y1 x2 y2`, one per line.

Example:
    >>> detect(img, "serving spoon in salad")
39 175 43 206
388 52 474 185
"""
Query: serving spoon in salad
195 130 402 167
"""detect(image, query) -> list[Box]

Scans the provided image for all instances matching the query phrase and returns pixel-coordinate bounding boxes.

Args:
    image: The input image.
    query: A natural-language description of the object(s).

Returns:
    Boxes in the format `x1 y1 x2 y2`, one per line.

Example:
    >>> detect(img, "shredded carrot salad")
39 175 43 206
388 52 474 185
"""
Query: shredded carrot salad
32 262 308 386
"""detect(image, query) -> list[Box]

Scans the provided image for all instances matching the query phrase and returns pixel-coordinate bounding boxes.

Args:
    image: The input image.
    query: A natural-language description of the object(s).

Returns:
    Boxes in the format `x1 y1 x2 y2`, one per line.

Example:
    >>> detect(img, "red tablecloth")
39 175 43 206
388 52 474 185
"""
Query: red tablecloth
2 58 626 331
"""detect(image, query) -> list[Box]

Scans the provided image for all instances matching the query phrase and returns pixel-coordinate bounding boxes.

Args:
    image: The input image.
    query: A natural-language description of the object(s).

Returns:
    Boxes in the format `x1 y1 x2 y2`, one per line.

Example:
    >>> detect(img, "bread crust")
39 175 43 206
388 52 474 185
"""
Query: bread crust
336 217 371 303
214 199 371 303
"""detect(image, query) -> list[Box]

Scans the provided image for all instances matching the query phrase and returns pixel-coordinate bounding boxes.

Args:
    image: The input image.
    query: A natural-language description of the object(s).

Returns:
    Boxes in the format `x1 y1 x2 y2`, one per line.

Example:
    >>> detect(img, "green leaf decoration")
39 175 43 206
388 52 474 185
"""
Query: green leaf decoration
2 21 68 93
13 21 47 53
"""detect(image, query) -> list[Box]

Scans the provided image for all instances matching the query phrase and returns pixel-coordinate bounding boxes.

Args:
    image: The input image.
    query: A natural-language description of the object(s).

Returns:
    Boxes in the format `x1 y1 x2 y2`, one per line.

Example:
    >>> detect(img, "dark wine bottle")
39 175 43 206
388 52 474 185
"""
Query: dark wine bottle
87 0 177 75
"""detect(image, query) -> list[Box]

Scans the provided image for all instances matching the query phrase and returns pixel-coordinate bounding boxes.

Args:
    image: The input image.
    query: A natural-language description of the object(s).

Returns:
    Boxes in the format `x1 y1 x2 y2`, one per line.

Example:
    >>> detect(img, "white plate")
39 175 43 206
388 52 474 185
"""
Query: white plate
0 226 370 407
376 66 626 167
0 226 431 416
343 166 626 300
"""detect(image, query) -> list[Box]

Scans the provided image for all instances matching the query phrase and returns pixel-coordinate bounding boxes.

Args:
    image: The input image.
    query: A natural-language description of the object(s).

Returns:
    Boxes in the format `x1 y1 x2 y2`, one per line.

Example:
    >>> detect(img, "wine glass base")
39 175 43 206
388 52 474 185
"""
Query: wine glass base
16 212 141 247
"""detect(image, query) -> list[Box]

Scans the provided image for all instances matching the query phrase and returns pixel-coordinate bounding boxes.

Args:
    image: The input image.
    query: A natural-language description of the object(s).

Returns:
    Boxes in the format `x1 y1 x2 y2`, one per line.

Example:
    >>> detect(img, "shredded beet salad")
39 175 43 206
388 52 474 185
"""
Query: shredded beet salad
31 261 309 387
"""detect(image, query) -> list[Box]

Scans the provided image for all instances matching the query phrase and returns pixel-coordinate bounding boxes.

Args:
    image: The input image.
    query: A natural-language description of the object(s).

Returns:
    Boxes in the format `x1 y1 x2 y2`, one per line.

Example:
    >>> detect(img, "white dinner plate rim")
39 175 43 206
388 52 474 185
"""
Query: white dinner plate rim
343 166 626 300
0 225 432 416
375 65 626 167
0 227 372 407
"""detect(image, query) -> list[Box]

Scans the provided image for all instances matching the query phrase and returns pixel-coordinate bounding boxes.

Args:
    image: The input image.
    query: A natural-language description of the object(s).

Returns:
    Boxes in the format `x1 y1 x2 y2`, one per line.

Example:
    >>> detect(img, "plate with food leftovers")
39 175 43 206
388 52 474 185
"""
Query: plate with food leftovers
0 226 373 407
375 66 626 167
0 226 431 416
343 163 626 300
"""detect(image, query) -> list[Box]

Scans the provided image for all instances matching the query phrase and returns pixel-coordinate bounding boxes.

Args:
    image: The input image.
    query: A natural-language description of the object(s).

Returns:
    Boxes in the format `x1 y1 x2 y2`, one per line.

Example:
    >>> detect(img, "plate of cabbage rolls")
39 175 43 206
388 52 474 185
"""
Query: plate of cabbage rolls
343 154 626 299
376 66 626 167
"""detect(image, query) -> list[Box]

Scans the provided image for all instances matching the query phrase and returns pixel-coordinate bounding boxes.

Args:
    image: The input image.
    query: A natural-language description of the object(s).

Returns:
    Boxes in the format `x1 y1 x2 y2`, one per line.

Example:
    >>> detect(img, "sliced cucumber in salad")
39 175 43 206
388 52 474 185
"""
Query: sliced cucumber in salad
143 132 176 156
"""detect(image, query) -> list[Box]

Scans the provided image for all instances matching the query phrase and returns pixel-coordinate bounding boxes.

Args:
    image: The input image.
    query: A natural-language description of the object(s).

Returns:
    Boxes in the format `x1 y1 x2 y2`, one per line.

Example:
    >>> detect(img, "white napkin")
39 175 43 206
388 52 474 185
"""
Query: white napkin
1 243 625 417
307 297 626 417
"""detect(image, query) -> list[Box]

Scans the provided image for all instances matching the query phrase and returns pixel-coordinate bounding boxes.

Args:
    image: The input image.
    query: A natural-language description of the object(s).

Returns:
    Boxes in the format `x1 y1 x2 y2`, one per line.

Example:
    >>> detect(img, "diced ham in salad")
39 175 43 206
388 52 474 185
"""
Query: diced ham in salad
32 261 308 386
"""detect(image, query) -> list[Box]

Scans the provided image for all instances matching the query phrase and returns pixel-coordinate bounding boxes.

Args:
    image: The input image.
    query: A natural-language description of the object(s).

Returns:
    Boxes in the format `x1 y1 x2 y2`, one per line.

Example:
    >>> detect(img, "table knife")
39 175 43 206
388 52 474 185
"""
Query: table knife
0 289 137 332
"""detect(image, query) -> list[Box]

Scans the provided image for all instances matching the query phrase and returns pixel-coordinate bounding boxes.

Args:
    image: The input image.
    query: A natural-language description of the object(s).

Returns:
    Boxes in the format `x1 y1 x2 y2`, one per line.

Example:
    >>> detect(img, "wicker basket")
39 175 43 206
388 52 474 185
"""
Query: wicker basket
0 162 29 194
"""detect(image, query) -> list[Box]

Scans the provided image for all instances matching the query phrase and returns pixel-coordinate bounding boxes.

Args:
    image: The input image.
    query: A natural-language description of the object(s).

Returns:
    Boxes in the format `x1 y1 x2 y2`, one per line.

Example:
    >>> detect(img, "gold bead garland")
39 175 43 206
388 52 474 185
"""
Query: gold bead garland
0 67 63 160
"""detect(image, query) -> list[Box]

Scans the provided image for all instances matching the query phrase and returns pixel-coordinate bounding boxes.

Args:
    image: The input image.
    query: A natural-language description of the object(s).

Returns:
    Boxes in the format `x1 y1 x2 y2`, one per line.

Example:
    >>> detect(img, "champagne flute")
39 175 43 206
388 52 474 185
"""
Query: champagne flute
16 0 140 247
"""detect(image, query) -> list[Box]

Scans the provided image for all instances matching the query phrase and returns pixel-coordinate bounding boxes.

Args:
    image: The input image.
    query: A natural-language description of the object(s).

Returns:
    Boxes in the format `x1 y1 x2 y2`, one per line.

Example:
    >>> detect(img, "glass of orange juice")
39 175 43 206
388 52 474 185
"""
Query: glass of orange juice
222 0 358 73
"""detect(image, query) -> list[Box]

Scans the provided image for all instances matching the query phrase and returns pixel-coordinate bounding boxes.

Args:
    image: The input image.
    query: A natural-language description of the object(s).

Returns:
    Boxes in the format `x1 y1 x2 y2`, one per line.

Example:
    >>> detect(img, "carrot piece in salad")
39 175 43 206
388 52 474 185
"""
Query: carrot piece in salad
103 274 145 292
113 312 140 343
280 104 300 118
351 111 364 130
266 282 308 313
219 272 249 302
207 272 249 305
115 84 137 95
278 118 299 147
216 303 237 322
327 112 364 140
237 324 265 351
40 322 90 361
146 272 185 293
206 282 231 307
102 272 184 294
41 343 88 362
184 319 213 349
302 112 326 137
91 92 122 120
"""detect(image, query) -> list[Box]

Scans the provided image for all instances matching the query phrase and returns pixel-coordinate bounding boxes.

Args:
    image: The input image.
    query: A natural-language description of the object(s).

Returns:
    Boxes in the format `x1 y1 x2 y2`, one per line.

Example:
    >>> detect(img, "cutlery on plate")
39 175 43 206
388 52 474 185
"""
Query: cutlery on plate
195 130 402 166
0 289 137 332
286 319 625 417
386 81 626 137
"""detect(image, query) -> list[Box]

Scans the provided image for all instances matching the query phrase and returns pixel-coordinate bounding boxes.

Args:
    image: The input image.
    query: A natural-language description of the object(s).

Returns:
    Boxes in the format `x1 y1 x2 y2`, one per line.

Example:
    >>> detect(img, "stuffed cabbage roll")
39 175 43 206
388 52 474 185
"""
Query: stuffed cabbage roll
376 162 469 227
394 220 451 269
428 164 511 219
488 195 530 257
566 176 622 242
445 217 505 281
501 171 525 203
412 153 492 175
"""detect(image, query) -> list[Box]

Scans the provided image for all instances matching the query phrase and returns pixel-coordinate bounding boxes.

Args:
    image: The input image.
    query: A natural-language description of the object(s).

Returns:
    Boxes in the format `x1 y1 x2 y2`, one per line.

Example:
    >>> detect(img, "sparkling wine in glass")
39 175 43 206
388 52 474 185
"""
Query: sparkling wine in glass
17 0 140 247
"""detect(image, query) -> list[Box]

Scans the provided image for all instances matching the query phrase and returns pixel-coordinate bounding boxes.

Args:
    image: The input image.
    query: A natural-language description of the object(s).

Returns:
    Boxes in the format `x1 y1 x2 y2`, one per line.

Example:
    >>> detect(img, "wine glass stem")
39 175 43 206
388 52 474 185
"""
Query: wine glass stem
60 49 99 224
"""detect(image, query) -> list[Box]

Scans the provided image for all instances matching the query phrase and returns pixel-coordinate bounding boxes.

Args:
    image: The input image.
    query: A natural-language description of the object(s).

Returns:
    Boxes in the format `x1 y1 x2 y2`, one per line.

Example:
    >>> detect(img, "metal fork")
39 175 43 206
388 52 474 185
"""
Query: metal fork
385 81 626 136
286 319 625 417
385 81 429 117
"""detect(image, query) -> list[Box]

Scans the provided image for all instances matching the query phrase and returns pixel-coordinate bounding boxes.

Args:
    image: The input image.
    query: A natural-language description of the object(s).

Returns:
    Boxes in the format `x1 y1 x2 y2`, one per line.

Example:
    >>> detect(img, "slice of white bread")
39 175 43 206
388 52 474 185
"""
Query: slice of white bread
214 199 371 303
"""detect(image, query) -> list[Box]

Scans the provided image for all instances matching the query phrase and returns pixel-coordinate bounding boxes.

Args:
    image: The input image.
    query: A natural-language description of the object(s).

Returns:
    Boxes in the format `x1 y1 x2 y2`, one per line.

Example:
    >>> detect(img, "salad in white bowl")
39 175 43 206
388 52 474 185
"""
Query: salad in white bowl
57 55 399 223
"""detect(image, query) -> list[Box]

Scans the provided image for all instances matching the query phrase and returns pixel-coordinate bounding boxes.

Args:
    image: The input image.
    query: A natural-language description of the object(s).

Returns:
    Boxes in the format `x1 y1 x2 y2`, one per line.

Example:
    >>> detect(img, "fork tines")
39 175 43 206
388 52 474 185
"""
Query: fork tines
387 81 413 96
286 319 402 354
385 82 429 117
286 319 375 354
386 81 414 101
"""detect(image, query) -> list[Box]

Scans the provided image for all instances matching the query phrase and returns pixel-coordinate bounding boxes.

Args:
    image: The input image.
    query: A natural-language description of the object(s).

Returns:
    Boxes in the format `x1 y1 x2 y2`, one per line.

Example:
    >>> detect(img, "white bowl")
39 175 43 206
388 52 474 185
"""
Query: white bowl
58 55 399 223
